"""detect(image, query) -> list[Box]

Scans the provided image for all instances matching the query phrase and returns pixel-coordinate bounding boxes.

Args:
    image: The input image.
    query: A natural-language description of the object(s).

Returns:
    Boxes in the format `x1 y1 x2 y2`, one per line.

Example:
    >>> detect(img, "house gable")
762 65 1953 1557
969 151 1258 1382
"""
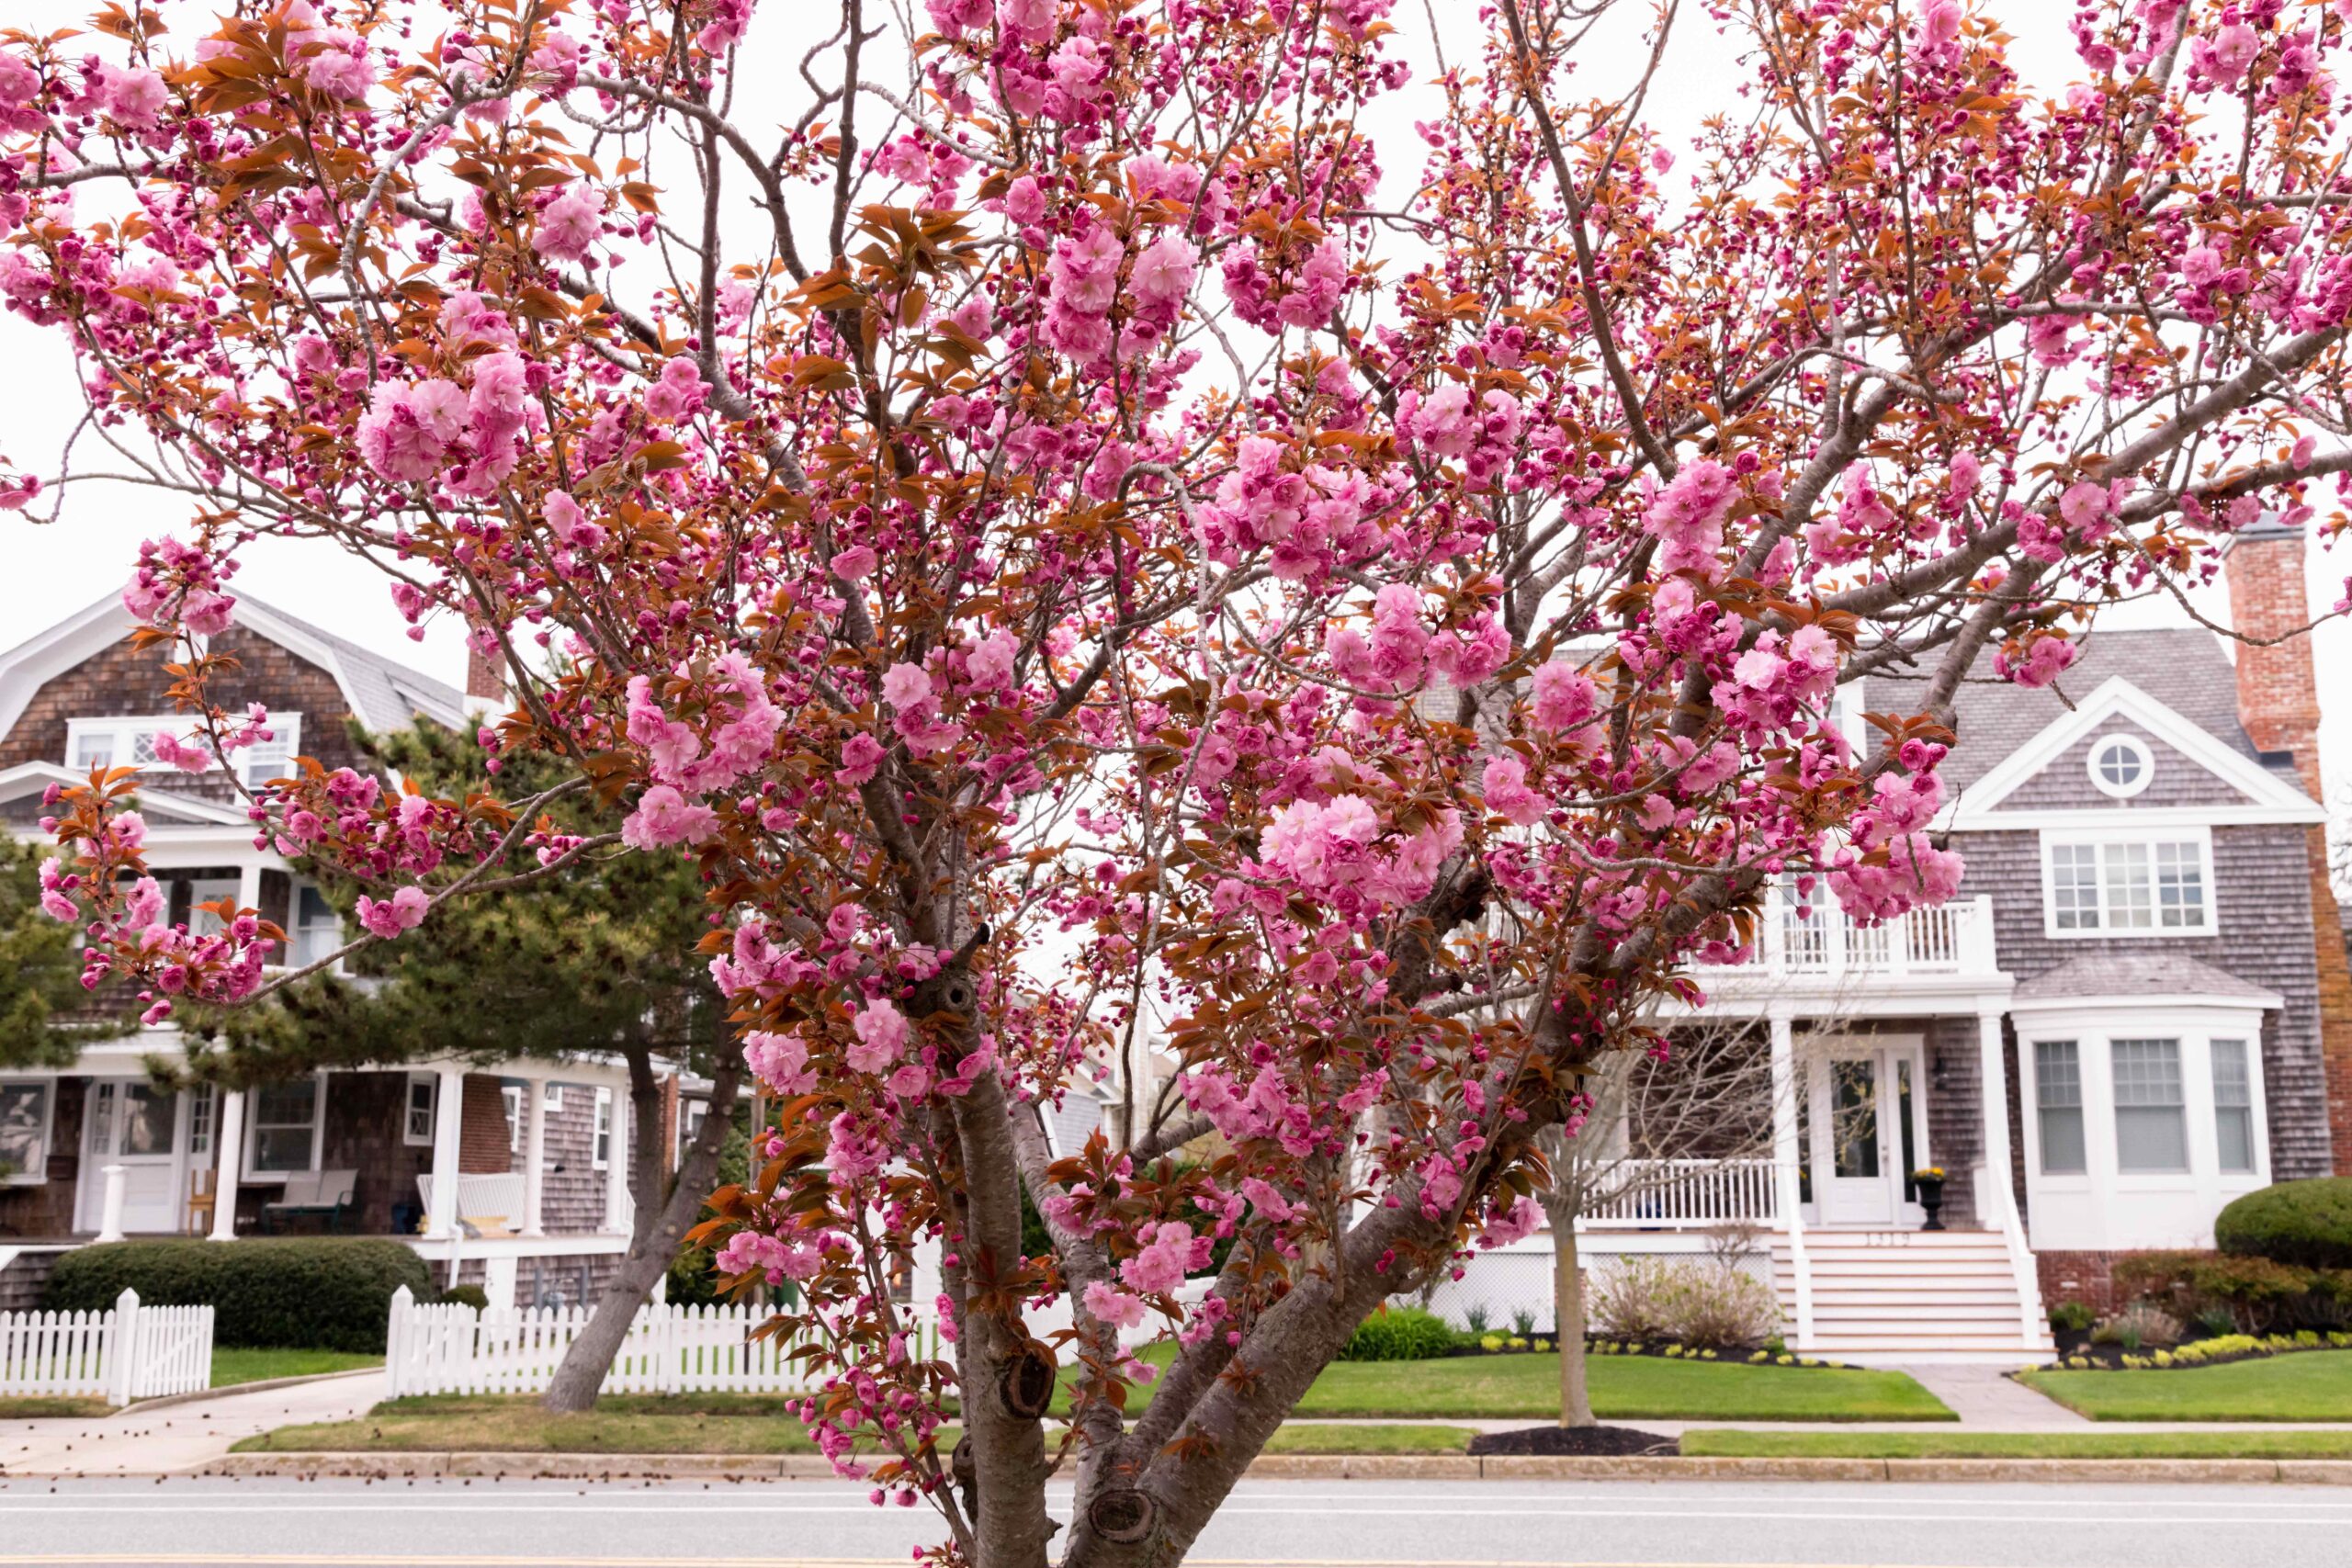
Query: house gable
1939 676 2322 831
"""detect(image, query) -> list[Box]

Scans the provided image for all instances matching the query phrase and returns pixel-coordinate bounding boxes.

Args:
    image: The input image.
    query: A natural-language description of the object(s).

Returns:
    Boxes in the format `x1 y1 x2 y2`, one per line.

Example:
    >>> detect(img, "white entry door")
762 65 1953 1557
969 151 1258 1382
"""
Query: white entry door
1809 1042 1928 1227
76 1081 187 1233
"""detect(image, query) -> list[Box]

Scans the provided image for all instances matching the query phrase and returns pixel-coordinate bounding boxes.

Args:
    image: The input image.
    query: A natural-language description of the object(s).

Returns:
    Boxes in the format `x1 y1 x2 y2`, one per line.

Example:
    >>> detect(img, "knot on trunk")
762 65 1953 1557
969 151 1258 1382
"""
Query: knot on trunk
998 1341 1057 1419
1087 1486 1159 1546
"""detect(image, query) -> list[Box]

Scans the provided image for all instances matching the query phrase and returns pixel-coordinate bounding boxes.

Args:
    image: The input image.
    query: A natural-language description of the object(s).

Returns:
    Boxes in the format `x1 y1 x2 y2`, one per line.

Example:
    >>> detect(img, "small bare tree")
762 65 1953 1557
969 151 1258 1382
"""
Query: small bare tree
1533 1012 1789 1429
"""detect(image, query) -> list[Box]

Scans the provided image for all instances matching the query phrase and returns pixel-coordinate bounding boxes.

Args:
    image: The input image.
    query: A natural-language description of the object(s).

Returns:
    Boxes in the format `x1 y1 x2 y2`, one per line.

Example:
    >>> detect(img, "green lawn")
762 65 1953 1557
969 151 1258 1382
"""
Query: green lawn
211 1348 384 1388
1067 1351 1950 1423
1683 1428 2352 1460
0 1395 111 1419
2017 1351 2352 1422
234 1395 1476 1458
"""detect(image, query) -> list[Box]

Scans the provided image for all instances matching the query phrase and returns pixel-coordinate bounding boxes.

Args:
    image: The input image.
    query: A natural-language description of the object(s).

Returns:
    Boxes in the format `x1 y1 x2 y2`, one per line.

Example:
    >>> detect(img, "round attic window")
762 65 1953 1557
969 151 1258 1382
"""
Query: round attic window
2087 733 2154 799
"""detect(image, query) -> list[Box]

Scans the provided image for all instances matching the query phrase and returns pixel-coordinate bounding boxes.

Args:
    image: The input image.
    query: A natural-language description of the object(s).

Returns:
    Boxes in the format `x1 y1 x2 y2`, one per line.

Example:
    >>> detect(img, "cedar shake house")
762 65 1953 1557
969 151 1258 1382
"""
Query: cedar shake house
1430 519 2351 1361
0 593 665 1312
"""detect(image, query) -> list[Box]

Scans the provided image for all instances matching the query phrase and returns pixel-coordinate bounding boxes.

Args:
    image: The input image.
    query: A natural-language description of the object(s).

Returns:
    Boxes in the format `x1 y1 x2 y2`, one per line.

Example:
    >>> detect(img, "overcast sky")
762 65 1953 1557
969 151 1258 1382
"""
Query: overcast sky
3 1 2344 816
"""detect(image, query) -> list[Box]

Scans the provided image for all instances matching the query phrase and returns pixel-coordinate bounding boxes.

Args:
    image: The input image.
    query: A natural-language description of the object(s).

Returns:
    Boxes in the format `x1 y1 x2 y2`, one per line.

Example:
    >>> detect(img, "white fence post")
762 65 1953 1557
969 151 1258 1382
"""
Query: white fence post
95 1165 130 1245
385 1284 414 1400
106 1288 140 1407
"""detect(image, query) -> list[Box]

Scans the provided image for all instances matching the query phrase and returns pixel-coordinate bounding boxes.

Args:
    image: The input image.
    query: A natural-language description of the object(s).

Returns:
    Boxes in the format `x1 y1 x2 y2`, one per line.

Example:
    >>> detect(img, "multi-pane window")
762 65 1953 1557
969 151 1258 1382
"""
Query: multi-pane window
403 1077 435 1145
2112 1038 2189 1172
502 1086 524 1153
592 1089 614 1170
2211 1039 2256 1173
288 884 345 969
2048 839 2209 931
0 1082 50 1181
62 715 299 783
188 1084 215 1159
2034 1041 2086 1174
251 1078 322 1172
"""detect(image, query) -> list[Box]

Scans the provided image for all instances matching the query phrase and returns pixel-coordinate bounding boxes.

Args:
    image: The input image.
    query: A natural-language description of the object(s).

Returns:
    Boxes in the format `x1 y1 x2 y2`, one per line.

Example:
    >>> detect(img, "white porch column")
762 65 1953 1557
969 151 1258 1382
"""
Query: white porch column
208 1089 246 1241
424 1065 464 1239
603 1083 631 1234
95 1164 129 1244
1975 1011 2015 1224
520 1079 548 1237
236 862 265 914
1769 1006 1815 1348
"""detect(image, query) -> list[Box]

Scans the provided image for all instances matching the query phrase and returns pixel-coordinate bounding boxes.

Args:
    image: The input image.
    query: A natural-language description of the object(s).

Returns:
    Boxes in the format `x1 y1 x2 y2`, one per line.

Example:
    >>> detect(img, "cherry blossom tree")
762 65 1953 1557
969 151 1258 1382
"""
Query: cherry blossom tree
7 0 2351 1561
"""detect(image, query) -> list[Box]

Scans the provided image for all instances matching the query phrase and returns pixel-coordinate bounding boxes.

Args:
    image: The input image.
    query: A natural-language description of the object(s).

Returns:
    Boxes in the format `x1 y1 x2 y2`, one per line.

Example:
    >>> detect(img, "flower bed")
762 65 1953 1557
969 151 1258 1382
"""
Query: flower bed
2032 1328 2352 1372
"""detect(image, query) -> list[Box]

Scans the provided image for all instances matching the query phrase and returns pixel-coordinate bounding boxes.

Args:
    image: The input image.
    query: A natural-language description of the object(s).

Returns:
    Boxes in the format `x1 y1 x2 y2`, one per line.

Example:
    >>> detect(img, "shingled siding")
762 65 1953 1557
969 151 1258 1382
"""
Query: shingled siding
1921 1017 1984 1230
0 626 379 791
1956 826 2334 1179
1999 728 2254 811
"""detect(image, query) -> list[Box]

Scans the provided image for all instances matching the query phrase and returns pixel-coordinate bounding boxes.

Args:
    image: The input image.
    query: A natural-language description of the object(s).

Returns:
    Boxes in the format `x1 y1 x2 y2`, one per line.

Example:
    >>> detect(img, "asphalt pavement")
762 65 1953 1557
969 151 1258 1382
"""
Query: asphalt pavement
2 1476 2350 1567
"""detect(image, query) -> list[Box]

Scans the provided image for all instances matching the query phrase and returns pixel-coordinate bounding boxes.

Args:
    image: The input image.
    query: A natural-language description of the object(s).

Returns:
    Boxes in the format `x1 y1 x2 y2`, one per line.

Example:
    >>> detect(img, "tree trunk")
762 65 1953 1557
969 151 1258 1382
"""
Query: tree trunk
541 1051 744 1413
1555 1215 1594 1428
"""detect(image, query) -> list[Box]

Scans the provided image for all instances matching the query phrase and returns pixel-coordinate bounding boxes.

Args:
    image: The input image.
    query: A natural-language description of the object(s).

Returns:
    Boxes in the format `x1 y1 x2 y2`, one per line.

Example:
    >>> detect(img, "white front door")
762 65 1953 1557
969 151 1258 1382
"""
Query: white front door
76 1081 187 1233
1809 1042 1928 1227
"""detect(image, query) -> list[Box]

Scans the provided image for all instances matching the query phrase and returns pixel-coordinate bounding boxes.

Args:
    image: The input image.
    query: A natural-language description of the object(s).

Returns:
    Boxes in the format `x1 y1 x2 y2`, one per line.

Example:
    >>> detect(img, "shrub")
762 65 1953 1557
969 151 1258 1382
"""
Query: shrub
2112 1248 2352 1333
1340 1305 1456 1361
2048 1300 2095 1333
1589 1257 1778 1350
2091 1303 2181 1351
1463 1303 1490 1335
2216 1179 2352 1269
45 1237 431 1352
436 1284 490 1311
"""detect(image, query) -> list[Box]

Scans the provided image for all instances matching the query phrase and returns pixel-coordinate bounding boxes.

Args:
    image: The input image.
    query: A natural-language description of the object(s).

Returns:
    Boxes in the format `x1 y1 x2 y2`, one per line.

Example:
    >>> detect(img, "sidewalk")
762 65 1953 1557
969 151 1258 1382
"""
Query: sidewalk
0 1369 382 1478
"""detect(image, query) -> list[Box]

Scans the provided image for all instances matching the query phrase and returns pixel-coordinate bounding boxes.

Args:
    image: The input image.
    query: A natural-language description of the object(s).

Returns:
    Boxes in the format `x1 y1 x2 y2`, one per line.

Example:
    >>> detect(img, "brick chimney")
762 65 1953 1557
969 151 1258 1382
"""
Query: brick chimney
2224 515 2352 1174
466 640 507 709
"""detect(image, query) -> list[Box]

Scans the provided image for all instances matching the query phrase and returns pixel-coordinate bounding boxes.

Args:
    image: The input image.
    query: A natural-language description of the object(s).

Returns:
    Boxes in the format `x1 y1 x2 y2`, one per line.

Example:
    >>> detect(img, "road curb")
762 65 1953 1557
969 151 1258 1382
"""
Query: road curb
187 1451 2352 1485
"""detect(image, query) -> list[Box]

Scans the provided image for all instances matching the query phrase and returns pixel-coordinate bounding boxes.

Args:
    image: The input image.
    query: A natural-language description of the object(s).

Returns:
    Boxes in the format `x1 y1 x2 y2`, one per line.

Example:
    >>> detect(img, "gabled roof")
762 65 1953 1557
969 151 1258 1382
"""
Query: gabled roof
2012 953 2281 1010
1865 628 2321 829
0 761 251 826
0 592 465 742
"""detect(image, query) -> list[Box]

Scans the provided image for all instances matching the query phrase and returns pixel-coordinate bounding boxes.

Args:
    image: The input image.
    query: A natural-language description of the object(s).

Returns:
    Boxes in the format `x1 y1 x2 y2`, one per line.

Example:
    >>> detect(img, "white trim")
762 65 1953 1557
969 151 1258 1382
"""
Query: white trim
502 1084 525 1154
0 761 254 828
2038 825 2218 940
2086 732 2154 799
1945 804 2325 830
402 1074 437 1147
2010 985 2284 1014
1938 676 2322 828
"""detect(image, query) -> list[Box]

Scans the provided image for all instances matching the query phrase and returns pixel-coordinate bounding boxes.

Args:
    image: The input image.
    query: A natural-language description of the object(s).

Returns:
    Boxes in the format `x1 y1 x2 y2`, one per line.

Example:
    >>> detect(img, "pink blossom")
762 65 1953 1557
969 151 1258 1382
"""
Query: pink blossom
179 590 237 636
1083 1280 1148 1330
1120 1221 1207 1295
831 547 878 581
1532 662 1600 730
2192 21 2259 89
1131 234 1198 306
620 784 718 849
646 355 708 422
533 185 602 265
847 999 910 1073
1481 754 1546 826
839 732 887 786
356 885 428 939
744 1030 817 1094
150 730 214 773
96 65 168 130
881 662 933 711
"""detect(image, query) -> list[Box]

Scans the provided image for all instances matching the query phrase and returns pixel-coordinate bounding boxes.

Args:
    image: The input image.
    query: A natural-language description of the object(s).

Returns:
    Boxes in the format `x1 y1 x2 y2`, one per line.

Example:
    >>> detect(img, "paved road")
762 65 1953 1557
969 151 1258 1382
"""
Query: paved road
1 1477 2349 1567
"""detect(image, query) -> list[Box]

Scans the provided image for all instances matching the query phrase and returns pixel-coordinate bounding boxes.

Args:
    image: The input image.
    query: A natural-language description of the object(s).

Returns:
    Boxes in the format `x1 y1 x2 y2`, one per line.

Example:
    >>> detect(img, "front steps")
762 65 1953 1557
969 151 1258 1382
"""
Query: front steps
1774 1229 2053 1365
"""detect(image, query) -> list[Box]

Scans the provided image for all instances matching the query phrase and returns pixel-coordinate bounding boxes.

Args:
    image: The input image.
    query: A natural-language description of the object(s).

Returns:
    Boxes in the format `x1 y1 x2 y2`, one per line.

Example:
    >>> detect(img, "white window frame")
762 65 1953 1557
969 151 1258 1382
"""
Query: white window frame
2040 825 2216 939
245 1072 328 1179
501 1085 524 1154
2086 732 2154 799
0 1078 53 1185
402 1074 436 1147
592 1087 614 1171
63 712 301 785
287 879 346 972
545 1086 563 1111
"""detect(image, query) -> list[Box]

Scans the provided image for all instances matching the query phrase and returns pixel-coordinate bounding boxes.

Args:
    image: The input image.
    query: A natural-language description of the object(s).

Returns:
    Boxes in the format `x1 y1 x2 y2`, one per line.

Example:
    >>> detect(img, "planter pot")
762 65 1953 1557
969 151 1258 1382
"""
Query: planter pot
1913 1179 1948 1231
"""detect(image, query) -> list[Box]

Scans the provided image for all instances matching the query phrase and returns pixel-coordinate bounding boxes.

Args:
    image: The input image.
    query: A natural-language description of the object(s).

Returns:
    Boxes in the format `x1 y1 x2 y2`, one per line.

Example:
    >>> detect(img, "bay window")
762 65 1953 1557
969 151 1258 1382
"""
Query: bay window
2112 1038 2189 1172
2211 1039 2256 1174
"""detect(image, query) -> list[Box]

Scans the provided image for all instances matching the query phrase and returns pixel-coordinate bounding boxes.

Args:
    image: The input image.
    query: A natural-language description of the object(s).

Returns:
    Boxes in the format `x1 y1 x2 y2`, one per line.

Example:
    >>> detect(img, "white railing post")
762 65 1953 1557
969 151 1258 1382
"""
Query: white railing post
106 1288 140 1407
1768 1010 1814 1348
96 1165 130 1245
385 1284 413 1399
1976 1009 2042 1347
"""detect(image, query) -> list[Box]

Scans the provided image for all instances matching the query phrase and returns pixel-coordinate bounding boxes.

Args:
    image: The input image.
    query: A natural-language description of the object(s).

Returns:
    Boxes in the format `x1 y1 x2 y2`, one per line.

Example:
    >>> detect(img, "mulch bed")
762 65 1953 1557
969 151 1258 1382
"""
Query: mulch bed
1468 1425 1679 1457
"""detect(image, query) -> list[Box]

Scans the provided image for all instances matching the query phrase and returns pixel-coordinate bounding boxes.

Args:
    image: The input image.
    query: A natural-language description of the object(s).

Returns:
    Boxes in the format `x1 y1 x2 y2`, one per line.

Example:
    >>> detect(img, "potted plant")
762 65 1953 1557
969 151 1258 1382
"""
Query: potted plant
1910 1167 1948 1230
2049 1300 2096 1357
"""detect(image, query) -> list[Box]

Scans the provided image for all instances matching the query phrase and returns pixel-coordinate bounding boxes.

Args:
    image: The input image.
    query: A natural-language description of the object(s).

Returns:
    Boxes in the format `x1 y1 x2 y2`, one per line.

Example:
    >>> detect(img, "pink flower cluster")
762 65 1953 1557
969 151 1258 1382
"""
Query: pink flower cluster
355 351 532 495
1258 793 1464 908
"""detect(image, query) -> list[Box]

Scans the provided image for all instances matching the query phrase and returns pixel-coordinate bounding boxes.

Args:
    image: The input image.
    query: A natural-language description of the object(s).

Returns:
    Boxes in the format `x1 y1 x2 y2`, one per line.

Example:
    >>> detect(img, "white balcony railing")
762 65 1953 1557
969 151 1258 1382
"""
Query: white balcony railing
1578 1157 1781 1228
1702 889 1997 979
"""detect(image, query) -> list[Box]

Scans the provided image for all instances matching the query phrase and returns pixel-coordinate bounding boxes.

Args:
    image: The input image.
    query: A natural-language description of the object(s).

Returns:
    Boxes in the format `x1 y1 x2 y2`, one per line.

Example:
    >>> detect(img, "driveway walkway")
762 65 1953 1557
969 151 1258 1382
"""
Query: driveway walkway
0 1371 381 1478
1895 1361 2096 1427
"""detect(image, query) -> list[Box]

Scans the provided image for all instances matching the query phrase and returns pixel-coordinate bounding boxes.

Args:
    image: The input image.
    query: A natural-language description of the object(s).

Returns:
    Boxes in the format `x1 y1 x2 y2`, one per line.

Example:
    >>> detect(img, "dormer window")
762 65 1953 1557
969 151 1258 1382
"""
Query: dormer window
2086 733 2154 799
65 714 300 786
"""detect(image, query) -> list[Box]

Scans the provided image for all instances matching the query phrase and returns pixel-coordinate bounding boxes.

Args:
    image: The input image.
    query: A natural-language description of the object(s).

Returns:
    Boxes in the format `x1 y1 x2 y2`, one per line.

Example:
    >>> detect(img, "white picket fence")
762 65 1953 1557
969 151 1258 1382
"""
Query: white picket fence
0 1289 215 1404
383 1285 941 1399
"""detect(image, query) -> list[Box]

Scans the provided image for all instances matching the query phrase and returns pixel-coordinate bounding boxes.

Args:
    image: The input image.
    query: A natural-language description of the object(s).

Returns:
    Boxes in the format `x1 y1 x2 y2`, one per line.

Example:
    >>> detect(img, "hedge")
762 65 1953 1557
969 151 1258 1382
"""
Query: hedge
2216 1179 2352 1270
2111 1248 2352 1334
44 1237 432 1352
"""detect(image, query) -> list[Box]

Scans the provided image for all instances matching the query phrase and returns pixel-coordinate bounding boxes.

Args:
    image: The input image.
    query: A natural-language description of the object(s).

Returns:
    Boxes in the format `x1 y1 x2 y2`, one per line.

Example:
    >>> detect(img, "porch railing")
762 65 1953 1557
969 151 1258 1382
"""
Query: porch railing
1702 891 1997 978
1578 1158 1780 1228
